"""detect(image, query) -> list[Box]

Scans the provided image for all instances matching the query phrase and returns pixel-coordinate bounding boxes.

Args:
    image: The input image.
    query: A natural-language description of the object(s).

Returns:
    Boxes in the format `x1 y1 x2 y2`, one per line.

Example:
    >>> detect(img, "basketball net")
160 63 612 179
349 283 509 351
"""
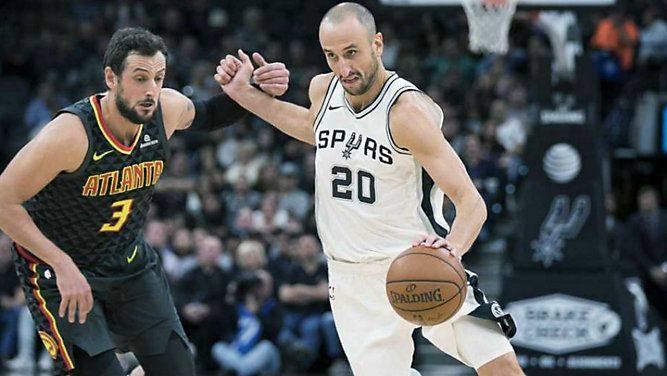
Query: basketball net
461 0 518 54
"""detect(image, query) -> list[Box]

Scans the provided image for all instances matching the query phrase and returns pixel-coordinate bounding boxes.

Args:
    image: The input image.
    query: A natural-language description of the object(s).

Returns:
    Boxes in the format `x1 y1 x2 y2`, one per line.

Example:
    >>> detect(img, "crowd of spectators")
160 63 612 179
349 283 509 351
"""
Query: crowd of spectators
2 0 667 375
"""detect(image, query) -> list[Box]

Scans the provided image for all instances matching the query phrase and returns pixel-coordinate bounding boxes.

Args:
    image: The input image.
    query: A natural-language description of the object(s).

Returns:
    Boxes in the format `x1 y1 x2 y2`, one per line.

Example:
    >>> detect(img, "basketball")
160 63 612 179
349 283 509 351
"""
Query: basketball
385 245 467 326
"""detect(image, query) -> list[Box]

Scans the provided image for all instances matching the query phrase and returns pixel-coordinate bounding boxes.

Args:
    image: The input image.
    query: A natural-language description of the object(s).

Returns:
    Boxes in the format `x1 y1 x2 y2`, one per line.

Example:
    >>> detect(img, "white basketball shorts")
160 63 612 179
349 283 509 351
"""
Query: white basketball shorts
327 258 514 376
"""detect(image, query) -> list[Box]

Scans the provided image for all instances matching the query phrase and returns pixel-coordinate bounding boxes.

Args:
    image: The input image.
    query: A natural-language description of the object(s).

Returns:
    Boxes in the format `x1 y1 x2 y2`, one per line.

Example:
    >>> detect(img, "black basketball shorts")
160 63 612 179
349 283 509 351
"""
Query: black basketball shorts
11 243 187 375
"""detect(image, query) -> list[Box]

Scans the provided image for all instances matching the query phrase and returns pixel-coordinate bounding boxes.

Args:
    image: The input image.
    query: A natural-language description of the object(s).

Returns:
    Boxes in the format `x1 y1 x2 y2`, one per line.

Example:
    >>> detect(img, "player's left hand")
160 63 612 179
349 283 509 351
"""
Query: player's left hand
215 55 242 85
217 49 255 97
252 52 289 97
413 235 460 258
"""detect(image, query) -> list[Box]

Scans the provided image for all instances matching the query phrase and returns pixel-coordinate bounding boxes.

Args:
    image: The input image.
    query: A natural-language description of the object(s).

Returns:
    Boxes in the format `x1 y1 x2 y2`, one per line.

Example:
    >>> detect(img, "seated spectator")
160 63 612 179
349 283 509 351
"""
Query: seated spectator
638 7 667 66
267 231 296 288
277 163 311 221
628 7 667 95
590 9 639 116
212 270 282 376
488 99 525 183
235 239 268 272
200 192 228 236
154 150 197 217
23 78 69 138
252 193 290 235
605 192 630 272
254 163 280 194
223 176 262 228
161 228 197 283
590 9 639 73
176 235 233 372
233 207 256 238
226 141 266 187
627 186 667 320
277 234 346 372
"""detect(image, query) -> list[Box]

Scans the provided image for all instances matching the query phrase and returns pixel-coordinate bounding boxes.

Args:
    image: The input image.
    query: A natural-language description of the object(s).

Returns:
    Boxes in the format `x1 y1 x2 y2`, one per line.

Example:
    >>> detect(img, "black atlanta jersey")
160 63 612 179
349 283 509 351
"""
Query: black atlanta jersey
21 94 170 273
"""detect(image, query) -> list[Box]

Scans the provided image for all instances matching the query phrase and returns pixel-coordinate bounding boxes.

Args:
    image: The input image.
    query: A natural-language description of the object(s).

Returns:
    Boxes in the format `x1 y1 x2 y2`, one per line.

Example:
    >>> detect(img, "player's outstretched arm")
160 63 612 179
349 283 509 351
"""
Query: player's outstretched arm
161 54 290 138
0 115 94 323
390 92 487 257
215 49 331 146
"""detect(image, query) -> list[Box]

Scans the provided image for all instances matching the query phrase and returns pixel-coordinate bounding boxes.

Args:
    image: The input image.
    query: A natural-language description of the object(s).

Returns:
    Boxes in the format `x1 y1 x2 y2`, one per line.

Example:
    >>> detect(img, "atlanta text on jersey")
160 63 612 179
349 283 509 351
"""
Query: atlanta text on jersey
81 160 164 197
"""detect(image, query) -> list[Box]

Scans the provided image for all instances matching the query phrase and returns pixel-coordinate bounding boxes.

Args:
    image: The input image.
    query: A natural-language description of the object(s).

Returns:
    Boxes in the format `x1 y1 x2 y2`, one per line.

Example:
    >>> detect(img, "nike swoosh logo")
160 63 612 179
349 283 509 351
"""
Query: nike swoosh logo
328 105 344 110
127 246 138 263
92 150 113 161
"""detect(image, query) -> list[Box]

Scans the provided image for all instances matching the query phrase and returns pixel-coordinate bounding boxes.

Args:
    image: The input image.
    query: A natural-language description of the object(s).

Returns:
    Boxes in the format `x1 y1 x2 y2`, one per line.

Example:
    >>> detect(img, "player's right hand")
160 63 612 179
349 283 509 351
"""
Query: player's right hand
413 234 447 249
54 259 93 324
413 234 461 258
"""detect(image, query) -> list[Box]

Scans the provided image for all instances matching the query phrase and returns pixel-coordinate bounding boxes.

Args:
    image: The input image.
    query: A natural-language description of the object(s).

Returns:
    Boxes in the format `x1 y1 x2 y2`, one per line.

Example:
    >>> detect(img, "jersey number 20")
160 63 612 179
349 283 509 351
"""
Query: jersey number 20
331 166 376 204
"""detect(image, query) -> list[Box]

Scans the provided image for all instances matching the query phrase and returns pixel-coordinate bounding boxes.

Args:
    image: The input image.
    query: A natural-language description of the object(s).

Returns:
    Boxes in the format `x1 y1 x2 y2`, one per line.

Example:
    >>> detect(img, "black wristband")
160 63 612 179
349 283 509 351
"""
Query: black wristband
189 92 248 132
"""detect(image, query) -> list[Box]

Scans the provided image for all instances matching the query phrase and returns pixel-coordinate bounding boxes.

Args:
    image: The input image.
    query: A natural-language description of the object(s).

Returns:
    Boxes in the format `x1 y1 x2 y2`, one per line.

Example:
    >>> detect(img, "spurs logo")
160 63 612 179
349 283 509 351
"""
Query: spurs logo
625 278 666 371
531 195 590 267
633 328 665 371
342 132 362 159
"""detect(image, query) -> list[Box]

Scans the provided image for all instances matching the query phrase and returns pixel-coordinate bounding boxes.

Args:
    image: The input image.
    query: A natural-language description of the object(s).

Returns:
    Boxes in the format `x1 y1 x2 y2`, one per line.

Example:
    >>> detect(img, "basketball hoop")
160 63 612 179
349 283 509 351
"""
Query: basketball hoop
461 0 519 54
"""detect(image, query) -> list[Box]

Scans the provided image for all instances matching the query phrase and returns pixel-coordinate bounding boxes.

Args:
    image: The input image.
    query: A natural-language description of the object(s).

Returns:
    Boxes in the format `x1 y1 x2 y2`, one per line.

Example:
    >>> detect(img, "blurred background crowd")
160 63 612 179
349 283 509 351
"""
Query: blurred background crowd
1 0 667 375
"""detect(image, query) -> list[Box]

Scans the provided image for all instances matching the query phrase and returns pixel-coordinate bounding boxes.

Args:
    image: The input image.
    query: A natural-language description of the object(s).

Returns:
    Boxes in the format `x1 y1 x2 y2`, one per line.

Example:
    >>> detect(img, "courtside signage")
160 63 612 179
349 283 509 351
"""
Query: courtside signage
507 294 621 355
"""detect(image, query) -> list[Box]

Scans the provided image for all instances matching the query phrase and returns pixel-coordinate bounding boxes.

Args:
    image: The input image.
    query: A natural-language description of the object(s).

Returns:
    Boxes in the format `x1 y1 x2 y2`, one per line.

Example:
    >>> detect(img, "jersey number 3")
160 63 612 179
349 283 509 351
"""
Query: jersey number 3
331 166 376 204
100 199 134 232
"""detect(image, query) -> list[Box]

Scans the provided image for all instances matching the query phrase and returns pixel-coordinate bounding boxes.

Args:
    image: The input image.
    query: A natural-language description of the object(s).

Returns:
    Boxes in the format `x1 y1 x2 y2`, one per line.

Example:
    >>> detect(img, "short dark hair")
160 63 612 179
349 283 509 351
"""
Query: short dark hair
103 27 168 75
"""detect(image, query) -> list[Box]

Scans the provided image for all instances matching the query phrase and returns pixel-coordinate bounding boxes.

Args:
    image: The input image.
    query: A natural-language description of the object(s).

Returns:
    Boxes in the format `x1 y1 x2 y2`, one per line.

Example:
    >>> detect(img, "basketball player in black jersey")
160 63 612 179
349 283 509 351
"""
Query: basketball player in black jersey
0 28 289 376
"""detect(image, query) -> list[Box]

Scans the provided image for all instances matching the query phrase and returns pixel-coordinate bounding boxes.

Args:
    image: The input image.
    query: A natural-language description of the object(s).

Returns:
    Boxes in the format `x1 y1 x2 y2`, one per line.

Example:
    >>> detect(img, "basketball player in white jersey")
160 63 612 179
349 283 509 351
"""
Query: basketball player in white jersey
215 3 524 376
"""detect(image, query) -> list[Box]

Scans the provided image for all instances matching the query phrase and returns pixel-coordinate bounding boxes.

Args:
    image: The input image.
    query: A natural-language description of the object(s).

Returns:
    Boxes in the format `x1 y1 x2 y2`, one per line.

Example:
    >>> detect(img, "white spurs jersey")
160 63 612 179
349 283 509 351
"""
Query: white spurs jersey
314 73 450 263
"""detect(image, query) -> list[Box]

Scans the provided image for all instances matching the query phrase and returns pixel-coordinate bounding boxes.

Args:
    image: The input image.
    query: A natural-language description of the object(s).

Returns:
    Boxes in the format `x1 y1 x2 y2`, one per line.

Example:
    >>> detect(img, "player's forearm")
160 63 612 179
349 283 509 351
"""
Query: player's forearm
227 85 314 145
278 285 300 304
447 193 487 256
0 203 74 269
289 283 328 302
303 283 329 301
279 285 314 303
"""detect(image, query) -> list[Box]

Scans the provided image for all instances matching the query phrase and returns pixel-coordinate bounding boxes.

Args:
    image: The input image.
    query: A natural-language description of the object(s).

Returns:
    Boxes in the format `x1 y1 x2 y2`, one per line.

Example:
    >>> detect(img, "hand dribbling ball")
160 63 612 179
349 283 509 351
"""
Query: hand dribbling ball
386 245 467 326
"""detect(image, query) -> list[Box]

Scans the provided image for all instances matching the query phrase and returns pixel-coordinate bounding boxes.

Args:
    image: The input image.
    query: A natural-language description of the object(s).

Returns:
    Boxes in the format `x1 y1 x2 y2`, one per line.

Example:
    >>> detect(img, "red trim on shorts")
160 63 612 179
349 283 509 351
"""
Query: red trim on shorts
28 263 75 370
13 242 47 265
